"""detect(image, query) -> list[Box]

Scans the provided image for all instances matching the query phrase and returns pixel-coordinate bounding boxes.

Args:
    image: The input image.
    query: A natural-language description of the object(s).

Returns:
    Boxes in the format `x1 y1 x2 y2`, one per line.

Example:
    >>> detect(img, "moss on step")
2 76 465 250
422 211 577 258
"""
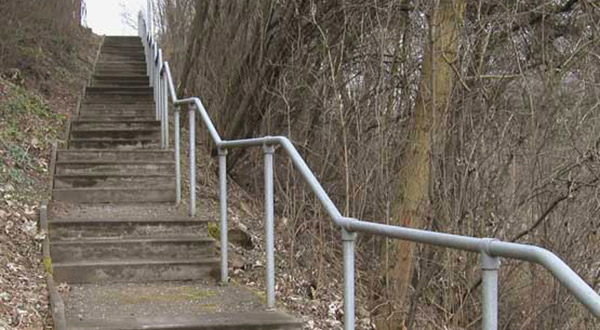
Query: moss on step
101 285 216 305
42 256 52 275
207 221 219 241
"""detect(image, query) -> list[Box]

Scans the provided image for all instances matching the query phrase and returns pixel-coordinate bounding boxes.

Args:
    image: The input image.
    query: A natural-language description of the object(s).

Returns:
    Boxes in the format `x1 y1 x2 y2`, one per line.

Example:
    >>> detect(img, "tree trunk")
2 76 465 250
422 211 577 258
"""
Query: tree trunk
375 1 465 329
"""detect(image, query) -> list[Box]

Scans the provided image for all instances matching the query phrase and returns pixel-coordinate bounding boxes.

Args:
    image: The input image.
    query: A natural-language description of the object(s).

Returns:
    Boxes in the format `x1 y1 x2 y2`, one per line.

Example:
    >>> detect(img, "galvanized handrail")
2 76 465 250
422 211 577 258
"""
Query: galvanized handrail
137 8 600 330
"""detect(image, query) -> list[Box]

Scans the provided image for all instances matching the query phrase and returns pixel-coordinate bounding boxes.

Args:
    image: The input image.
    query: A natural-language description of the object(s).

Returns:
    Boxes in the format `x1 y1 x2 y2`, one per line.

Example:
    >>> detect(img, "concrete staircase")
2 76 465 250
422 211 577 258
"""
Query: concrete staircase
47 36 301 330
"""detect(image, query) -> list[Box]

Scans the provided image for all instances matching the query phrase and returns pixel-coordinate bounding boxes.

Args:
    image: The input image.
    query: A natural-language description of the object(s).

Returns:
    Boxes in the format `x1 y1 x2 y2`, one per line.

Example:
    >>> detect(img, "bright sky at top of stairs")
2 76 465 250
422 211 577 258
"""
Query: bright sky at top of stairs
84 0 147 36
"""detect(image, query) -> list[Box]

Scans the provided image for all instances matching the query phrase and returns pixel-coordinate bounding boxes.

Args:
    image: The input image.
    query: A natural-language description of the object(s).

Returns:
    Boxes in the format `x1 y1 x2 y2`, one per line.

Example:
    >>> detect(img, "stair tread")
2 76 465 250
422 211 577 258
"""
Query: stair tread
71 127 160 132
56 160 173 164
49 217 209 224
57 148 172 152
53 257 219 267
68 138 159 141
64 282 301 330
55 173 173 177
51 237 214 244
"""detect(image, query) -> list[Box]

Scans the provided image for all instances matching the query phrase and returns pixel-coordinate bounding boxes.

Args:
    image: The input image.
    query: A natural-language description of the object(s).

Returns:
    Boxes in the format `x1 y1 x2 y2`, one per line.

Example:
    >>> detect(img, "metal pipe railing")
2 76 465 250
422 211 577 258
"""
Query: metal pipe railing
137 11 600 330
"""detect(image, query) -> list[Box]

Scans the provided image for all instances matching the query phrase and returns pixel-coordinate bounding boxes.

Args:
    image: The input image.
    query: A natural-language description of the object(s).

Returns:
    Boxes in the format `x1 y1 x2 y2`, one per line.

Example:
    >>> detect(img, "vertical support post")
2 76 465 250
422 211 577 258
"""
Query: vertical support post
218 148 228 284
342 229 357 330
147 0 153 37
159 74 164 147
263 144 275 310
188 105 196 217
155 51 161 121
174 107 181 204
162 74 169 149
149 43 153 87
481 252 500 330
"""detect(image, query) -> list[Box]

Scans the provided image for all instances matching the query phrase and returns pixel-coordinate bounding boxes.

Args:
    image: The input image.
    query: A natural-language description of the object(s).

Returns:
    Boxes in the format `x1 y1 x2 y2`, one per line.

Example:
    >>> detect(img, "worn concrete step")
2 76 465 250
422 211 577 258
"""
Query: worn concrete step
74 115 158 122
92 74 148 82
99 49 144 55
72 120 159 130
95 68 147 75
86 91 153 97
80 107 156 115
68 312 303 330
56 149 172 162
95 63 146 70
53 187 176 203
79 110 155 118
52 258 219 283
104 36 141 42
82 102 154 109
94 65 147 71
92 81 150 88
86 86 152 93
63 282 302 330
54 174 174 189
96 60 146 65
70 128 160 140
83 96 154 104
101 43 143 48
98 55 145 62
55 160 174 175
99 48 144 54
50 237 215 263
91 76 149 87
48 218 209 240
69 139 161 149
81 105 155 113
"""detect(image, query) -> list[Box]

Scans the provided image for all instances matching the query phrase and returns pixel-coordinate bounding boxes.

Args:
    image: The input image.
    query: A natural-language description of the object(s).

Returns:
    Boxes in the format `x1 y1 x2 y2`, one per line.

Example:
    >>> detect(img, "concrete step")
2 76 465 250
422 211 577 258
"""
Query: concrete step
96 60 146 65
98 54 145 62
50 237 215 263
68 312 302 330
83 96 154 104
79 109 155 118
54 174 174 189
56 149 172 162
53 187 176 203
69 139 161 149
55 160 174 175
63 282 302 330
74 115 158 122
70 128 160 140
48 218 209 240
104 36 141 42
101 43 143 48
95 64 146 70
95 62 146 69
86 86 152 94
92 74 148 82
72 120 159 130
52 258 219 283
99 48 144 54
82 102 154 109
92 81 150 88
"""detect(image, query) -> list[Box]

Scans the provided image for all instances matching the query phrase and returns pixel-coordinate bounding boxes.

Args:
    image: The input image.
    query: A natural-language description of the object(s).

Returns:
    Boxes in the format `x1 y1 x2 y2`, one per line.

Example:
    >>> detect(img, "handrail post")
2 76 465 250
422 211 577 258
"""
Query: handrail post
189 104 196 217
159 73 165 147
481 252 500 330
174 106 181 204
162 73 169 149
263 144 276 310
342 228 357 330
219 148 228 284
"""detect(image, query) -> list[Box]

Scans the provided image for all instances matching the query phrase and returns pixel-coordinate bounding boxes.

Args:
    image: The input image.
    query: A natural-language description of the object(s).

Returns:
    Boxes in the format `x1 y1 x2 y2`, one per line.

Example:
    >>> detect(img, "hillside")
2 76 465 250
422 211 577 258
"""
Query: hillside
0 22 100 328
